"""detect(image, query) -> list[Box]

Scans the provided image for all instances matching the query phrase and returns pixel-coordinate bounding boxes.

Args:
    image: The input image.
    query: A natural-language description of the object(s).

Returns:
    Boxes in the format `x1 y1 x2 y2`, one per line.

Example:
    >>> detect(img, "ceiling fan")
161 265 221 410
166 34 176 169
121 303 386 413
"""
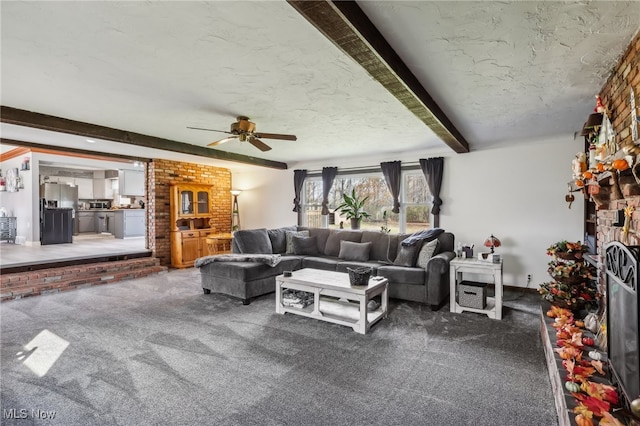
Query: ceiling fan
187 116 297 152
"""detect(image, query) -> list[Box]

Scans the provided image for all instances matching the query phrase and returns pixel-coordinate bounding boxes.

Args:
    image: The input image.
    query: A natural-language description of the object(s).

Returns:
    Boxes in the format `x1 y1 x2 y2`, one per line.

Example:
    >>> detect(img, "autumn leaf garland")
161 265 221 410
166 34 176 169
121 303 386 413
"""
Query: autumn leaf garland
547 306 624 426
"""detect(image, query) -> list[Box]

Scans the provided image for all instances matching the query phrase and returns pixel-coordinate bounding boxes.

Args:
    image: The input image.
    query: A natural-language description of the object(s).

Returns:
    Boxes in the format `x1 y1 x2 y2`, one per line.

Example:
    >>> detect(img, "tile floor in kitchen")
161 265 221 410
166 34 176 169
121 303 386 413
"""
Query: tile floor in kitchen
0 234 148 268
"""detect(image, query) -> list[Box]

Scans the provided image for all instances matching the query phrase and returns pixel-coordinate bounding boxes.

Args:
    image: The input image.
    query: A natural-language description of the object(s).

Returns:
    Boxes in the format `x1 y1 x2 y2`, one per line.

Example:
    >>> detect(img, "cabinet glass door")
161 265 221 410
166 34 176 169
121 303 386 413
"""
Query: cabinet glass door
181 191 194 214
197 191 209 214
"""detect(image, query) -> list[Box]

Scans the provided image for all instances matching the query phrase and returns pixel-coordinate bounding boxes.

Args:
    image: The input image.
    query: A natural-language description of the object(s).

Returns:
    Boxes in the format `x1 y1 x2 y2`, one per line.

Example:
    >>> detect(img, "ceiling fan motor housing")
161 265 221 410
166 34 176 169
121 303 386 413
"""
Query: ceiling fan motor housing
231 116 256 134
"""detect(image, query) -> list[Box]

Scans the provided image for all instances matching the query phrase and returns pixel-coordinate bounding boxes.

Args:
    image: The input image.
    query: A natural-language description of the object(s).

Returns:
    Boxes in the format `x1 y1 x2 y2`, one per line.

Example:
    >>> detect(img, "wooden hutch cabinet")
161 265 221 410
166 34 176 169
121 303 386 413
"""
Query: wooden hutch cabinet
170 183 217 268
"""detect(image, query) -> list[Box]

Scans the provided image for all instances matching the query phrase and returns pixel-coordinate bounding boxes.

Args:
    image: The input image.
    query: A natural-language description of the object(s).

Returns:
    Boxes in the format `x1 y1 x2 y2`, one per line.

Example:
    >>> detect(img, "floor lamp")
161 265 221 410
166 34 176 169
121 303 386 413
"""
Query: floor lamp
231 190 241 231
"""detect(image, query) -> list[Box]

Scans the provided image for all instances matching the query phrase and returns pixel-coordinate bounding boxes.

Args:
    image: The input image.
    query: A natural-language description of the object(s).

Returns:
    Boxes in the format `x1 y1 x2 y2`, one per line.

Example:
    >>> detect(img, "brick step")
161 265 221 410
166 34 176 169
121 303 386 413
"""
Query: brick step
1 258 168 301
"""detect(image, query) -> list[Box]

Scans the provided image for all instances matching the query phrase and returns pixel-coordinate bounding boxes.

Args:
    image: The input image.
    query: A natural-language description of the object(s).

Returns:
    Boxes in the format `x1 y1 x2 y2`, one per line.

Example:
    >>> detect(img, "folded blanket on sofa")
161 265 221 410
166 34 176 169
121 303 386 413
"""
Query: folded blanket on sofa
401 228 444 246
195 254 282 268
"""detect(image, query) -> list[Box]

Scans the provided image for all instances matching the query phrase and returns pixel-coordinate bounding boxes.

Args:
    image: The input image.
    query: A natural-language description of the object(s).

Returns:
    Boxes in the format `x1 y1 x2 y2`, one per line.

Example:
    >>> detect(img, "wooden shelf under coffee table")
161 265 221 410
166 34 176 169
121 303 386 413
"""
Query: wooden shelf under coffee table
275 268 388 334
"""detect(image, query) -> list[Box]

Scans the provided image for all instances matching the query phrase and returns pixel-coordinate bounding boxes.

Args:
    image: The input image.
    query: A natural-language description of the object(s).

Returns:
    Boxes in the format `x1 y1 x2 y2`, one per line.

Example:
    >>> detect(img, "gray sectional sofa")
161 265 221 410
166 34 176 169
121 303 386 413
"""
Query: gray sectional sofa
196 226 455 309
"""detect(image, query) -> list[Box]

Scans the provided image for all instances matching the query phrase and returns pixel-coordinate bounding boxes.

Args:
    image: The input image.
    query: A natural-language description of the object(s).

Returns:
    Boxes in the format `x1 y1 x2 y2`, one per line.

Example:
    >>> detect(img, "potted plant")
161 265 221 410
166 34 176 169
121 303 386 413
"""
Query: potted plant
335 189 371 230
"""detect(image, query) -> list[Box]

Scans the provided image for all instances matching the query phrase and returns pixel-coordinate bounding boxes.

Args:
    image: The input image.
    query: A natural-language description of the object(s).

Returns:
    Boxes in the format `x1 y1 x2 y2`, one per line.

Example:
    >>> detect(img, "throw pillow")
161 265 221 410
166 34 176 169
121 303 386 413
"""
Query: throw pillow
416 239 439 269
285 230 309 254
268 226 297 254
338 241 372 262
234 228 273 254
394 243 422 267
324 231 362 257
292 235 318 255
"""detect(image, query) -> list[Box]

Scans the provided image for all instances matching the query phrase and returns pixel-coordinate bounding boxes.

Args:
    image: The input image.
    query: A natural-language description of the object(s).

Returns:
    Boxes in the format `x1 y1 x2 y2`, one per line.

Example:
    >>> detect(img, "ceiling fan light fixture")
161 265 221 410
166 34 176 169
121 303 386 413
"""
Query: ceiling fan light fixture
189 116 296 151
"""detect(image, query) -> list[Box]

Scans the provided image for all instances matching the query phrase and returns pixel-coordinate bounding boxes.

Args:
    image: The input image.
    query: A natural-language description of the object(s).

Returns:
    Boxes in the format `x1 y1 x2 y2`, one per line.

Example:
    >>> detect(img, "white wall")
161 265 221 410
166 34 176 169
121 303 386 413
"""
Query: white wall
232 168 297 229
0 153 34 243
233 137 584 288
441 138 583 288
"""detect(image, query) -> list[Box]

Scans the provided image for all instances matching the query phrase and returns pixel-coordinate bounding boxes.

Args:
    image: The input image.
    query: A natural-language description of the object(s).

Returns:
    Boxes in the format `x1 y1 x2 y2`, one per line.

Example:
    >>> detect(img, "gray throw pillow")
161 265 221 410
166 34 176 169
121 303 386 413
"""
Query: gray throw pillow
338 241 372 261
324 231 362 257
234 228 273 254
285 230 309 254
416 239 439 269
394 243 422 267
292 236 318 255
268 226 297 254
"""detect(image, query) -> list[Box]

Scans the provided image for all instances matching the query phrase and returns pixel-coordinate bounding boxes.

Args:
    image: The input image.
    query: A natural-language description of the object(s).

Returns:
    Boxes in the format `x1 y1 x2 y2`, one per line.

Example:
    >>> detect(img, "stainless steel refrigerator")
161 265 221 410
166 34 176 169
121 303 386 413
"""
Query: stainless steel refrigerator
40 183 79 239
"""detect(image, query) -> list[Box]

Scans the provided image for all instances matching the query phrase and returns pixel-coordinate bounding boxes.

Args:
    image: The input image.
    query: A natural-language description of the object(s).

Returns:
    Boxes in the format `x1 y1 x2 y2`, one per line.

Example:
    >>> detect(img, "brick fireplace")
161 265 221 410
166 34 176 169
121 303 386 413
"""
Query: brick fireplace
544 31 640 425
589 31 640 293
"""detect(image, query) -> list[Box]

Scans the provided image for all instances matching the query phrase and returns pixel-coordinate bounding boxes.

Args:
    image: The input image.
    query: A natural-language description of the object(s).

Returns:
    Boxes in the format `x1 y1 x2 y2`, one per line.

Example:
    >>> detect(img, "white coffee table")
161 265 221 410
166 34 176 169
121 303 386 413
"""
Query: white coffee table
275 268 388 334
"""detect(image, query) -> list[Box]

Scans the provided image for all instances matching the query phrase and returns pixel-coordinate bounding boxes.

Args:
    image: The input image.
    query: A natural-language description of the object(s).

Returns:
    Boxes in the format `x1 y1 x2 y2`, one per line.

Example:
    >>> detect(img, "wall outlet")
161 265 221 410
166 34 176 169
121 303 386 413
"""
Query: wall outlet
527 274 532 282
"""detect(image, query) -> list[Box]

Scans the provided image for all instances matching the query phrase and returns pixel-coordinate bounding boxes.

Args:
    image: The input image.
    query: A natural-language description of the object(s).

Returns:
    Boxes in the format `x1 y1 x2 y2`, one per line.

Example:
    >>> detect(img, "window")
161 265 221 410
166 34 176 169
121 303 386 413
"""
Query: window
302 170 431 233
403 171 431 233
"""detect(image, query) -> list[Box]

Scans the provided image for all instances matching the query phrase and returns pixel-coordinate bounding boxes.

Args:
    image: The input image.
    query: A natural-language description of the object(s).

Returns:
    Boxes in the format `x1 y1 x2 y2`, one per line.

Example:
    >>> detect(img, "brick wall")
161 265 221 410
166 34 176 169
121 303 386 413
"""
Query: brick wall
148 159 232 266
1 257 167 301
600 33 640 149
593 31 640 292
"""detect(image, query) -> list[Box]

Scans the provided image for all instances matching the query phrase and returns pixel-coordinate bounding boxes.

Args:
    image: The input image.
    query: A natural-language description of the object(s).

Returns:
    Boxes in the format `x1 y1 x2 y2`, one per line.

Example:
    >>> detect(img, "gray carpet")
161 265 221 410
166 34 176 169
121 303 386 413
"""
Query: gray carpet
1 269 557 426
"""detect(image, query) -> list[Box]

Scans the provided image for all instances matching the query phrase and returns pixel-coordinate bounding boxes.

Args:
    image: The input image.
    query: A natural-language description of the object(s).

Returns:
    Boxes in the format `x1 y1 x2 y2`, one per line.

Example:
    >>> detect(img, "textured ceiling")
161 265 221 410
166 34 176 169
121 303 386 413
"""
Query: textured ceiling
1 1 639 171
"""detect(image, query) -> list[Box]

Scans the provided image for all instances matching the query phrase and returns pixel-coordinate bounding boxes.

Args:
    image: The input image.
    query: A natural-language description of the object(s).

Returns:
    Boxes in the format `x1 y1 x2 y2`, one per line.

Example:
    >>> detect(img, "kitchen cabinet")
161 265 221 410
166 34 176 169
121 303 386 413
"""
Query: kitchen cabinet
78 211 96 233
113 210 145 239
120 170 145 196
93 179 115 200
124 210 145 237
76 178 94 199
106 179 116 199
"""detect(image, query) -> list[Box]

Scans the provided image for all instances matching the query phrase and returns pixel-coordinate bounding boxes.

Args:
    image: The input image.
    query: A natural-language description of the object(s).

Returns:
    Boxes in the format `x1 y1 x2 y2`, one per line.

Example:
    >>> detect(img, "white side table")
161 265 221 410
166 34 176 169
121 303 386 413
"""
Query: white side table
450 257 503 320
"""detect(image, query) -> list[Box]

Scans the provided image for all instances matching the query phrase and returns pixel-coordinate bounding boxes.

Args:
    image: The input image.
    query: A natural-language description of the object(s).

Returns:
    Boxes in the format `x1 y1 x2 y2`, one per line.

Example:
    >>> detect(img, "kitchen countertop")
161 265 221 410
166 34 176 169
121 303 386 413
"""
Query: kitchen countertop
77 209 145 212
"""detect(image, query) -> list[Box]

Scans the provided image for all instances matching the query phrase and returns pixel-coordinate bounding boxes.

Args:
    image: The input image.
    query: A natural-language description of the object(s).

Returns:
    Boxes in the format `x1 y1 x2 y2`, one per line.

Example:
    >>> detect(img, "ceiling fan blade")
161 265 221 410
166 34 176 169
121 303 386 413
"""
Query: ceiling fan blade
248 137 272 151
187 126 233 135
208 136 238 147
253 132 297 141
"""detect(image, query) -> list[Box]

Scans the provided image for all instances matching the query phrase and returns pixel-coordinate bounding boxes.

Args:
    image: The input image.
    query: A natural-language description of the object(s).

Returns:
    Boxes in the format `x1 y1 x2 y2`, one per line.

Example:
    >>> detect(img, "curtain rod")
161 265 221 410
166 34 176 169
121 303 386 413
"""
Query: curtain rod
305 162 422 177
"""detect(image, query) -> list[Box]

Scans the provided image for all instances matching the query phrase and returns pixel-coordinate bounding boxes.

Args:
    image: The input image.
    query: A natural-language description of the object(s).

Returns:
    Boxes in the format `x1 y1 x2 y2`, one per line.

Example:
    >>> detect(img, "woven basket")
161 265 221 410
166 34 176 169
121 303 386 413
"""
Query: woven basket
347 267 372 286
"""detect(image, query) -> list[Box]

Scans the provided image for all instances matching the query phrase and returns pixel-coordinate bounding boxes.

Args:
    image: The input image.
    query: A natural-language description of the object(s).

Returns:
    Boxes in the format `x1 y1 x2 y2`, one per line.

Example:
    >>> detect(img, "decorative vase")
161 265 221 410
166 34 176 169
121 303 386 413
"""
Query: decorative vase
350 218 361 230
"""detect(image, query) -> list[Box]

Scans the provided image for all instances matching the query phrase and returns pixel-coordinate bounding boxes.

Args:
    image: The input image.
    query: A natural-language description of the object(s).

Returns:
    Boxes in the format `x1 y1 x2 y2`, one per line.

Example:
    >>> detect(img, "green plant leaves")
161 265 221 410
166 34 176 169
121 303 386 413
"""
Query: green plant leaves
334 189 371 220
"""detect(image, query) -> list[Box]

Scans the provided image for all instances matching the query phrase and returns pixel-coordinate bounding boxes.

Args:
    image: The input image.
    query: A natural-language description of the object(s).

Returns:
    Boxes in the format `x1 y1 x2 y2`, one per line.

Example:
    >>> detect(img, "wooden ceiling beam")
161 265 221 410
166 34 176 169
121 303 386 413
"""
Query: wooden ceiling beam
288 0 470 153
0 138 151 164
0 106 288 170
